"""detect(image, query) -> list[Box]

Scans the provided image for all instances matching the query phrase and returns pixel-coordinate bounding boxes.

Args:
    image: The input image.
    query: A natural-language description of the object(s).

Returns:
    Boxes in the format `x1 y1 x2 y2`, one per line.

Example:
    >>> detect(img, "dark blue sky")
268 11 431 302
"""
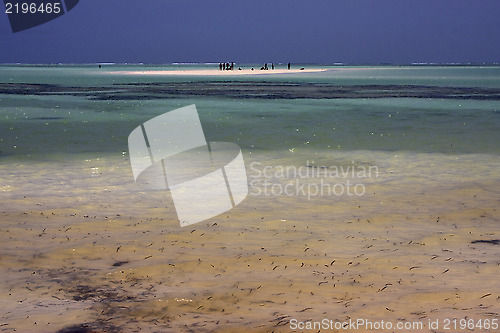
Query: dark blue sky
1 0 499 64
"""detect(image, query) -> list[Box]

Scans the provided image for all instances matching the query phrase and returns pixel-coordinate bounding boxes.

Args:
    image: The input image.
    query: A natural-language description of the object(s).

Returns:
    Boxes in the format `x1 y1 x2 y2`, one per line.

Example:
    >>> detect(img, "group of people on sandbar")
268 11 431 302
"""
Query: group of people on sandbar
219 62 235 70
218 62 292 71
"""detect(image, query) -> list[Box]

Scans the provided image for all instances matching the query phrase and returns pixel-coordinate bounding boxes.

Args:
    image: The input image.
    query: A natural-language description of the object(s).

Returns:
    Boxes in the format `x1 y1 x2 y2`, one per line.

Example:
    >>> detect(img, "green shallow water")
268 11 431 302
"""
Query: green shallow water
1 92 500 160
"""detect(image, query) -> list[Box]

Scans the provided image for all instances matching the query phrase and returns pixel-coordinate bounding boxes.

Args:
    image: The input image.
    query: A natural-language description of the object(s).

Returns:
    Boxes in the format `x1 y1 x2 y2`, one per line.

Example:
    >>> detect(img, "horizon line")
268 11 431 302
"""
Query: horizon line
1 62 499 66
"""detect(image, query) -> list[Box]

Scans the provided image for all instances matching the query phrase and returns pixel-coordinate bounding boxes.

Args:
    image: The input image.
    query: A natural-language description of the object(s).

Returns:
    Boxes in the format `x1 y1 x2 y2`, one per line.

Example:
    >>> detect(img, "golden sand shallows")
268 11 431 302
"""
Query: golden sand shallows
1 176 499 333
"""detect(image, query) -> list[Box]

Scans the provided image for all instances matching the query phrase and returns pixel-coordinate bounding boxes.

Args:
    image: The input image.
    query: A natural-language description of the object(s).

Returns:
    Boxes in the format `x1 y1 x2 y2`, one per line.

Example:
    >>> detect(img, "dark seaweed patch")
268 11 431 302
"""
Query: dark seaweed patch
112 261 129 267
471 239 499 245
2 82 500 101
56 322 121 333
70 284 133 302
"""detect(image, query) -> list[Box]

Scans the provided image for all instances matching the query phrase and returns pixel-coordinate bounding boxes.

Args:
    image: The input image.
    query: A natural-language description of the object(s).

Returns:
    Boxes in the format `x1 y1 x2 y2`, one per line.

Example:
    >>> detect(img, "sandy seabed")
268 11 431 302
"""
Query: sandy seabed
0 153 499 333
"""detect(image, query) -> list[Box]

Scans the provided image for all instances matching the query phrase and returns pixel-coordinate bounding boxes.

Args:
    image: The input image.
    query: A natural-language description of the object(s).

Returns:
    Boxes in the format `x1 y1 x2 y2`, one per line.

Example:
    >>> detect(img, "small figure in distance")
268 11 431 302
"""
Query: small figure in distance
223 63 226 70
271 63 274 70
231 62 234 70
287 63 291 70
226 62 230 71
219 63 222 70
264 63 268 70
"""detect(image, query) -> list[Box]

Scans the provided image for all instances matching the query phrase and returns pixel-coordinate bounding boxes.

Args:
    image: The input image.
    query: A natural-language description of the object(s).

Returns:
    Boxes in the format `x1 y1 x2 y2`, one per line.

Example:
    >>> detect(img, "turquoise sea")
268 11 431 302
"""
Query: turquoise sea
1 65 499 332
1 64 500 159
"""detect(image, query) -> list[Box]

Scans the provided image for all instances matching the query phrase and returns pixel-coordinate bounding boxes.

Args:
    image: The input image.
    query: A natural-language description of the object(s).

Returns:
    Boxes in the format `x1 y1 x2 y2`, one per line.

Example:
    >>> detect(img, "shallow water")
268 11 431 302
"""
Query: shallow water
1 65 499 332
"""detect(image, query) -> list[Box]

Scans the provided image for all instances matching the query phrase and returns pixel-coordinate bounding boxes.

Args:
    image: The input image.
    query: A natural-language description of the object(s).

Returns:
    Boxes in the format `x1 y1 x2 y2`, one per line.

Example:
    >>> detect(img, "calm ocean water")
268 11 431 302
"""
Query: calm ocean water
1 64 500 159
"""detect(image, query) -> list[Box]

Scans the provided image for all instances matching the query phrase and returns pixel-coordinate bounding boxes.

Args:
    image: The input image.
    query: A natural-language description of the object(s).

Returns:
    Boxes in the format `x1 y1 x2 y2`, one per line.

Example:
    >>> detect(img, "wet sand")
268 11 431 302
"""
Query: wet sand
1 155 499 332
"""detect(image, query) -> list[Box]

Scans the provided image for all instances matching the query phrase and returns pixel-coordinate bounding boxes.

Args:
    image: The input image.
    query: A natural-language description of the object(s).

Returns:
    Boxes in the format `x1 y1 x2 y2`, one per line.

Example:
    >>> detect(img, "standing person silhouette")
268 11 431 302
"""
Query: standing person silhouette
219 63 222 70
272 63 274 70
287 63 291 70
